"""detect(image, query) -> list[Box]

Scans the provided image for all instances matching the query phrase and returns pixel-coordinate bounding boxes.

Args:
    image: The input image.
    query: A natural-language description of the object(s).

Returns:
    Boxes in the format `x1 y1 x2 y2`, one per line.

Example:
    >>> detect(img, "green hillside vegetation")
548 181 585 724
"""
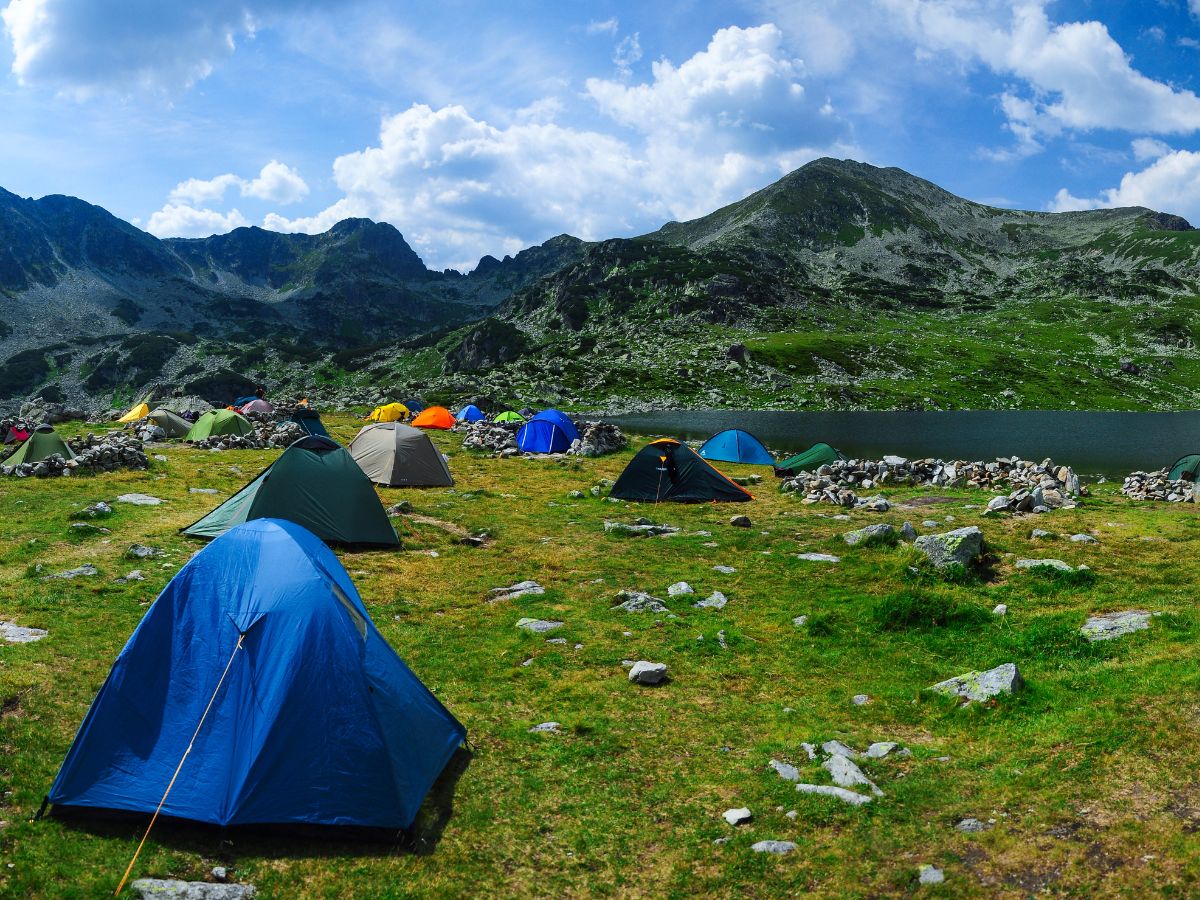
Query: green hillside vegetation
1 416 1199 895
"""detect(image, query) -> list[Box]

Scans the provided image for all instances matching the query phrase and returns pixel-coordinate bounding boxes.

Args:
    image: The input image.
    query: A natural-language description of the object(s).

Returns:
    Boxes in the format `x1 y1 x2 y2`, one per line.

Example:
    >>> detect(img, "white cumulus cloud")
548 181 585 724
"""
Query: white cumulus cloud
1049 149 1200 225
168 161 308 206
264 25 856 271
146 204 250 238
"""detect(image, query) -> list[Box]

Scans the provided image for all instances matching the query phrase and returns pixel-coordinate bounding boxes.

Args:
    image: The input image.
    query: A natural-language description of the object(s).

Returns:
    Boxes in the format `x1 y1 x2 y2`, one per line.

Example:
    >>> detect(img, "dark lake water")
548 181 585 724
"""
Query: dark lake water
606 410 1200 478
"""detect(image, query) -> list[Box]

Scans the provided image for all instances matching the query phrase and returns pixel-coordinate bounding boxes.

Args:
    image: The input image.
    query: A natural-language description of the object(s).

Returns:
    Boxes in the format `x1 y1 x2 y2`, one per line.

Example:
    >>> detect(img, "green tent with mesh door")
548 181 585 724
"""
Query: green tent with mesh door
146 407 193 439
181 436 399 546
184 409 254 442
1169 454 1200 481
5 425 74 465
774 442 845 476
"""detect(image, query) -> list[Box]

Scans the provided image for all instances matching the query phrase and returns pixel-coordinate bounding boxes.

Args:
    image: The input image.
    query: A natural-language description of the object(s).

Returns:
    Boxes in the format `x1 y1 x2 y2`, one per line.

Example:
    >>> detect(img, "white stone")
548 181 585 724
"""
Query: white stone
628 661 668 685
795 783 872 805
723 807 752 826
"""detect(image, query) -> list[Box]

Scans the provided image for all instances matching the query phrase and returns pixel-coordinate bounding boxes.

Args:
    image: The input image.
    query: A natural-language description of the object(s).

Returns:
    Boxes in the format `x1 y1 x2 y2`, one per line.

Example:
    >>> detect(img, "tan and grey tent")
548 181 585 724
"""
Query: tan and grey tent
146 407 193 439
348 423 453 487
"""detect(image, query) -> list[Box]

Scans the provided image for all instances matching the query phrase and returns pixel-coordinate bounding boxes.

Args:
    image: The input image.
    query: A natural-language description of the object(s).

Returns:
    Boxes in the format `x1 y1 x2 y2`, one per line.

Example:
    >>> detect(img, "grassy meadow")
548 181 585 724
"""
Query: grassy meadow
1 414 1200 897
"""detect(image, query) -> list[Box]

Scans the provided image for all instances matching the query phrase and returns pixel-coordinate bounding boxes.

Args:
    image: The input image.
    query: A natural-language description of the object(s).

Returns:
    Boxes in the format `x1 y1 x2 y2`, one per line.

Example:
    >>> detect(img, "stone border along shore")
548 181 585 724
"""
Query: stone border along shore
1120 470 1199 502
779 456 1084 511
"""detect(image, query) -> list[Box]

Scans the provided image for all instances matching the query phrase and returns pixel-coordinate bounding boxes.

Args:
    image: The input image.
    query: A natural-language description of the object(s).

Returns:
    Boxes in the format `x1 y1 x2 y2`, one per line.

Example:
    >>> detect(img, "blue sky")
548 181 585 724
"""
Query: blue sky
3 0 1200 271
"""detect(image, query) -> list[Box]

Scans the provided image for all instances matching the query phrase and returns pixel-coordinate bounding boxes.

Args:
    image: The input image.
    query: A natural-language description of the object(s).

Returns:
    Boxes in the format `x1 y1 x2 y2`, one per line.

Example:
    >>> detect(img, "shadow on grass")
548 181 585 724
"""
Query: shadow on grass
47 745 474 860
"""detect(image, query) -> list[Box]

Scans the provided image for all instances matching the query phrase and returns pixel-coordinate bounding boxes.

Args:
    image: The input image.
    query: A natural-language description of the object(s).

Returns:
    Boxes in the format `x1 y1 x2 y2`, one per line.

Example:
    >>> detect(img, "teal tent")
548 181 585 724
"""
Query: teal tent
698 429 774 466
1169 453 1200 481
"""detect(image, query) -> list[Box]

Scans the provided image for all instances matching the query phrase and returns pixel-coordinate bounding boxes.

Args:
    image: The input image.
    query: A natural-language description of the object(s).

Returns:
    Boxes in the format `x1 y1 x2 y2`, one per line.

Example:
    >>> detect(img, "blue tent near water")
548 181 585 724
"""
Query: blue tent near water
516 409 580 454
46 518 466 830
456 404 486 423
698 429 775 466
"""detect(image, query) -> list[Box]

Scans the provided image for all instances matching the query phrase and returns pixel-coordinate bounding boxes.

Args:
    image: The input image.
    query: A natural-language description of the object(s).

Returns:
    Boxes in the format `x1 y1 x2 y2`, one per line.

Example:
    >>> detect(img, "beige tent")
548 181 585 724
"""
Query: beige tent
147 407 193 439
348 423 453 487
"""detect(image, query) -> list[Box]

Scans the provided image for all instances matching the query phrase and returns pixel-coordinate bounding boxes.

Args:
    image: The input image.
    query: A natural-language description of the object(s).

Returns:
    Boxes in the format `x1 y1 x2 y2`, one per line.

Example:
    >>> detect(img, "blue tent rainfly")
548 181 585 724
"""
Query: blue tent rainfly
698 428 775 466
516 409 580 453
47 518 465 830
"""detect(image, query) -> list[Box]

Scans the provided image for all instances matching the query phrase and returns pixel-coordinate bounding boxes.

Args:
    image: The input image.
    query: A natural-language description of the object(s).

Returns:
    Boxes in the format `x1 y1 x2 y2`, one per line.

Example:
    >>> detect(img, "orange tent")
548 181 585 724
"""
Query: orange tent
411 406 455 430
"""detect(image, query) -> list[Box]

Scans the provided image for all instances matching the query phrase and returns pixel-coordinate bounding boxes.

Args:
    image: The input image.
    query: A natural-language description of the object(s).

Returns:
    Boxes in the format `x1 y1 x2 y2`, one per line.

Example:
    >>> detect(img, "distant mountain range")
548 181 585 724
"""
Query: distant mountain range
3 158 1200 412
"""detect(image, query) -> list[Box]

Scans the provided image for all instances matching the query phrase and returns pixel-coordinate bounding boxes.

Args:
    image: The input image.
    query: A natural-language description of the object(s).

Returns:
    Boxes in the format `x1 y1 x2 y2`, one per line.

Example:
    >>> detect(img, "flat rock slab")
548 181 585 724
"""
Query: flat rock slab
751 840 798 854
628 660 668 685
489 581 544 601
1015 558 1073 572
612 591 668 613
864 742 901 759
515 618 563 633
130 881 255 900
843 523 894 546
42 564 98 580
116 494 166 506
821 740 858 759
1070 533 1099 544
914 526 983 570
528 722 561 734
1081 610 1153 642
1 621 47 643
797 552 840 562
918 865 945 885
723 807 752 825
189 488 219 494
931 662 1024 703
712 565 737 574
795 783 873 806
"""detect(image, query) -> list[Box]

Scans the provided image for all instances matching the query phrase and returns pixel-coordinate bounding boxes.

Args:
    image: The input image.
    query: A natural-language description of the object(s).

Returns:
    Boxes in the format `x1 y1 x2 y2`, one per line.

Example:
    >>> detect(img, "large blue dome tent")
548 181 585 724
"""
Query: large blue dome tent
698 429 775 466
516 409 580 454
46 519 466 831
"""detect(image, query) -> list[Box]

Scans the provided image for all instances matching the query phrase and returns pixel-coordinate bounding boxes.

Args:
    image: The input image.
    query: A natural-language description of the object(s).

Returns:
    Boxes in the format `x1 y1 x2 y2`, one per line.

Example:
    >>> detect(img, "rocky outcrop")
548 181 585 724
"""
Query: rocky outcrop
1121 470 1196 502
568 422 626 457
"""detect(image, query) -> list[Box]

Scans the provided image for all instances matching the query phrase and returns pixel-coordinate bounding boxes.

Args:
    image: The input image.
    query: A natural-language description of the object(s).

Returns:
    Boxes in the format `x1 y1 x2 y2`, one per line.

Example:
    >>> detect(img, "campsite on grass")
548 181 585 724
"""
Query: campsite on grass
3 397 1200 896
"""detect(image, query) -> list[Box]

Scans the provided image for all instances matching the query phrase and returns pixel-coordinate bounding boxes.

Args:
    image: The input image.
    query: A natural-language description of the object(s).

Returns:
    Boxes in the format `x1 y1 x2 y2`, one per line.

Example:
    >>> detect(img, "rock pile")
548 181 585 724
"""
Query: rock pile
19 399 85 424
2 433 149 477
1120 470 1196 502
192 420 304 451
569 422 627 457
460 421 519 454
781 456 1084 508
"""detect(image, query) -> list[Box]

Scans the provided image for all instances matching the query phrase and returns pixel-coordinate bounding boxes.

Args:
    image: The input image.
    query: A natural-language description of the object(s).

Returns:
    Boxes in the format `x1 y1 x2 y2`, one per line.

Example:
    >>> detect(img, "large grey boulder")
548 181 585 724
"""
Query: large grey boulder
930 662 1024 703
843 523 895 546
130 881 255 899
914 526 984 570
1081 610 1153 642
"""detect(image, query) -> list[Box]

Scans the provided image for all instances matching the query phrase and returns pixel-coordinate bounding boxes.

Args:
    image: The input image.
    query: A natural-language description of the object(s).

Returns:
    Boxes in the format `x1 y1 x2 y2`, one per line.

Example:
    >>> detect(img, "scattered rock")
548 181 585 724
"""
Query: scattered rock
843 523 895 546
796 552 840 562
795 784 873 806
42 563 98 580
77 501 112 518
900 521 918 542
712 565 737 574
1031 528 1052 539
930 662 1024 703
115 493 165 506
1081 610 1153 642
851 694 871 706
864 742 899 759
769 759 800 781
70 523 110 536
567 490 586 499
821 740 858 759
489 580 545 602
515 618 563 634
723 807 752 826
823 755 883 796
1014 558 1073 572
0 621 48 643
667 581 694 596
918 864 945 885
992 604 1008 616
114 570 145 584
125 544 163 560
956 818 989 833
604 520 679 536
914 526 984 570
628 660 668 685
751 840 798 854
792 615 808 627
694 591 728 610
729 515 752 528
529 722 561 734
189 488 219 495
612 591 669 613
129 880 256 900
1070 533 1098 544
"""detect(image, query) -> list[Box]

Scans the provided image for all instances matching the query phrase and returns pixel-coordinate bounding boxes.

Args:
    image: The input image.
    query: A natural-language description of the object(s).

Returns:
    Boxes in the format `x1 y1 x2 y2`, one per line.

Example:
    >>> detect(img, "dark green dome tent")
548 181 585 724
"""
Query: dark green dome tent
146 407 193 439
774 442 845 476
182 436 399 547
185 408 254 442
1169 453 1200 481
610 439 752 503
5 425 74 466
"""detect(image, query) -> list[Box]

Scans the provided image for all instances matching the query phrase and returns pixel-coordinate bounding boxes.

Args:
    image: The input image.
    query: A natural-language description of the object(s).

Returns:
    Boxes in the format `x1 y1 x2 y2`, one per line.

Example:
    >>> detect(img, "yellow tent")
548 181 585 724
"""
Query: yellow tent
116 402 151 423
365 402 409 423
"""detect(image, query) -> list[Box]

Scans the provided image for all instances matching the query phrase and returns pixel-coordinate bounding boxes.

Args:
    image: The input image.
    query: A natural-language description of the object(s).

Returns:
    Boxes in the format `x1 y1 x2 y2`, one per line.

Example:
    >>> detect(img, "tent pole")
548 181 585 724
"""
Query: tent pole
114 634 245 897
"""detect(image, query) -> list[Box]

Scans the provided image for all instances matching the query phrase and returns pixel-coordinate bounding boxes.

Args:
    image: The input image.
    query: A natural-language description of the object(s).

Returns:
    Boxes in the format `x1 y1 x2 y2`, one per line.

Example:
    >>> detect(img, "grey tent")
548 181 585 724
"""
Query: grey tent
348 423 454 487
147 407 193 439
